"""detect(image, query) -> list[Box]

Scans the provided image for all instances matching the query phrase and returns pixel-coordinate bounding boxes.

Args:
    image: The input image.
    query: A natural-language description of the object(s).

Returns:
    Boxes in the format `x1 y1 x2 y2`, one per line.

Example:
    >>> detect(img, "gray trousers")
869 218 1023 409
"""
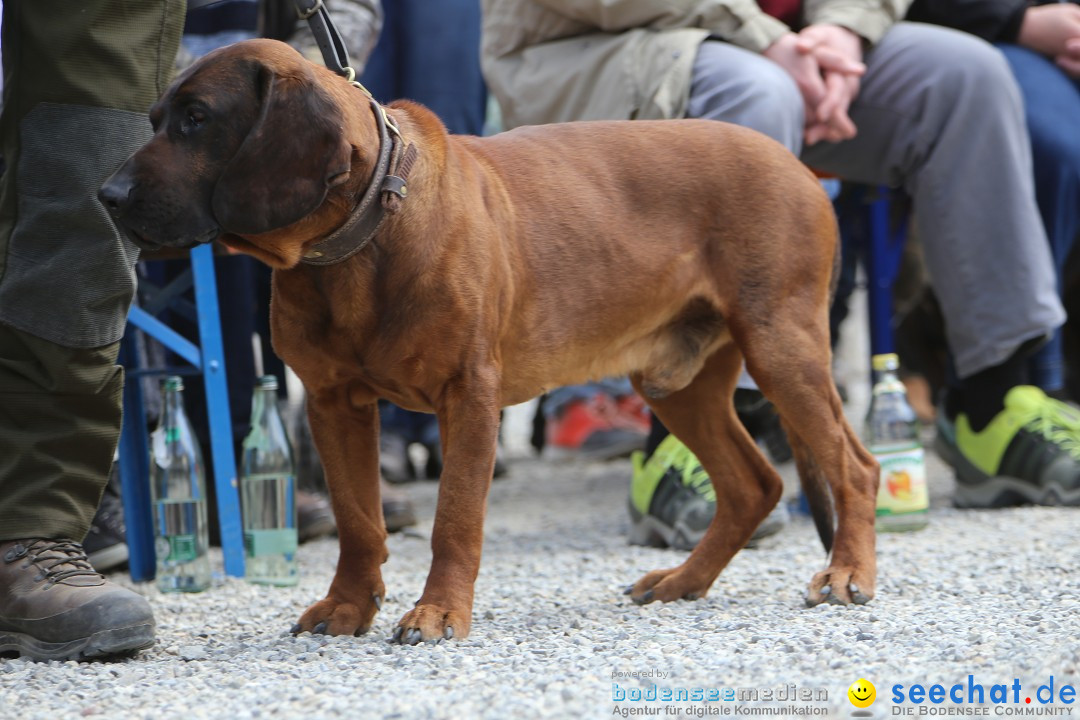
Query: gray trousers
688 22 1064 380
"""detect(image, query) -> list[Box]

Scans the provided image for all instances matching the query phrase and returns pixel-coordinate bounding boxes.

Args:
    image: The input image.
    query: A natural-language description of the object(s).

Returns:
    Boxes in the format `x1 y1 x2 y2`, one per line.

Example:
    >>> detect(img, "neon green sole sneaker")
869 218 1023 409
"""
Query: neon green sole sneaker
939 386 1080 508
627 435 787 550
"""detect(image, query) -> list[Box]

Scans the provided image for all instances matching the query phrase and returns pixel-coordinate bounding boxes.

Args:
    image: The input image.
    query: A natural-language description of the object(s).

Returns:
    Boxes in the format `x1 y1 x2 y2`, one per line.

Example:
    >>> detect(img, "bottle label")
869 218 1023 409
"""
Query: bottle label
244 528 298 558
156 534 199 563
873 445 929 517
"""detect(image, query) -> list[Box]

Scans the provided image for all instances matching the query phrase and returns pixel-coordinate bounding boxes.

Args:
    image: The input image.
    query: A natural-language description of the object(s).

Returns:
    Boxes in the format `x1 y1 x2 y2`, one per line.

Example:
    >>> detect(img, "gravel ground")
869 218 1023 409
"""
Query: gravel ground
4 309 1080 719
3 453 1079 720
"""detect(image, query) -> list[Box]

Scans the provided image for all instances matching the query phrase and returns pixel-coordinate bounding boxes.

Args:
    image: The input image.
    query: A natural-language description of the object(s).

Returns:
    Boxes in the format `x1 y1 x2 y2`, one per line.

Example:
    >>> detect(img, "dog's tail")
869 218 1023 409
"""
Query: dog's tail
784 427 835 554
785 217 843 555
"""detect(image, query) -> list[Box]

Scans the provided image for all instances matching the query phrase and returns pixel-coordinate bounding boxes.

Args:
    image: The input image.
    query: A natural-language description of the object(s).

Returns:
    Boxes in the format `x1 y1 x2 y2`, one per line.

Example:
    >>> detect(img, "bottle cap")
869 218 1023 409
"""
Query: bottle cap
871 353 899 373
257 375 279 390
163 375 184 391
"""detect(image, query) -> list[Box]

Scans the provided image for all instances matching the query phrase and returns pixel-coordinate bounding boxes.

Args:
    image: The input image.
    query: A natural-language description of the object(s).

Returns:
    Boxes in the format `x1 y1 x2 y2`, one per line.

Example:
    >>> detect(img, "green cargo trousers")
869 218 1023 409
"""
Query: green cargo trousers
0 1 185 541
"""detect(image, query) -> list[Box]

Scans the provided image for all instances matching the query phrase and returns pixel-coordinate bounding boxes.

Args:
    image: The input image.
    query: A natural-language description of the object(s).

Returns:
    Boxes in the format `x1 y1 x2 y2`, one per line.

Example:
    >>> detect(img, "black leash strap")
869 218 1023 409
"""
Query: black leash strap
291 0 354 78
186 0 357 80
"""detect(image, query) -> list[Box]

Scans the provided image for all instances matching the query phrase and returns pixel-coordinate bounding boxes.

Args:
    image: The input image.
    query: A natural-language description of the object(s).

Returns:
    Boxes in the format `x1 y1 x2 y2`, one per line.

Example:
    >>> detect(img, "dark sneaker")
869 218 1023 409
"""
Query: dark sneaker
628 435 788 550
937 386 1080 507
381 480 417 533
734 388 793 465
380 432 416 484
0 539 155 661
297 490 337 543
84 485 129 572
420 439 509 481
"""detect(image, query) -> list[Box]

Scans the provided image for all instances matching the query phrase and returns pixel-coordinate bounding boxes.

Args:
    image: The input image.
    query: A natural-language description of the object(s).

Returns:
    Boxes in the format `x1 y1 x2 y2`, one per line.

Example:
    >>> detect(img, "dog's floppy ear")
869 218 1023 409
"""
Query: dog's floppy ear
213 63 352 234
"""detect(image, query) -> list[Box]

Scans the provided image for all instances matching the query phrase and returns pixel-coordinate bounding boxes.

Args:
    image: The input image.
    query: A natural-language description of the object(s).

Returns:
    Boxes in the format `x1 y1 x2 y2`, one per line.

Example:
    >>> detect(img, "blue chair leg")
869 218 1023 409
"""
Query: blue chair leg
118 334 155 582
190 244 245 578
865 191 907 358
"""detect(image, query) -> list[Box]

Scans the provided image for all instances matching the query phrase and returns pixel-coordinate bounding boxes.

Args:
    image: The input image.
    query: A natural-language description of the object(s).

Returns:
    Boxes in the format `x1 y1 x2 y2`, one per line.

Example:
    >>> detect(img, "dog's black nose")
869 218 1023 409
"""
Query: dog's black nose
98 174 133 218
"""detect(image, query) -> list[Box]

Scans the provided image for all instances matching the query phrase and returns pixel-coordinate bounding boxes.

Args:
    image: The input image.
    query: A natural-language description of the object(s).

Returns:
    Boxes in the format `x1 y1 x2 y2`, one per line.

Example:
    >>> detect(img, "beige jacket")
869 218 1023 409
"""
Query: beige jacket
482 0 910 129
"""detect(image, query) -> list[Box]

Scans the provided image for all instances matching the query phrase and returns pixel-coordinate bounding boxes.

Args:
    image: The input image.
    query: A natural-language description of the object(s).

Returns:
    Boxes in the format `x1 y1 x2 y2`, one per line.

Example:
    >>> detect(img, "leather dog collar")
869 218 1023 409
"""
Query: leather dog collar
301 97 416 266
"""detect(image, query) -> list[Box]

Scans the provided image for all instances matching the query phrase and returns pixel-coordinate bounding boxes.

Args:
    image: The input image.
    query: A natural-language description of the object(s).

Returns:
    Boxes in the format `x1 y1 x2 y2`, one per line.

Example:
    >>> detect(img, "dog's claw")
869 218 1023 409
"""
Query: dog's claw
444 626 454 640
682 592 699 601
312 621 328 635
632 589 654 606
289 623 302 635
373 594 383 611
622 585 634 596
403 628 422 645
849 583 870 604
390 627 404 643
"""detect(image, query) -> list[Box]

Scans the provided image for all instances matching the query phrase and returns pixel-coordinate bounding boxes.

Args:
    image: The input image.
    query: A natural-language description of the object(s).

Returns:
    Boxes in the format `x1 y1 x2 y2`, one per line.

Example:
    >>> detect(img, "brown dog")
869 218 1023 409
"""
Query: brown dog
100 39 879 644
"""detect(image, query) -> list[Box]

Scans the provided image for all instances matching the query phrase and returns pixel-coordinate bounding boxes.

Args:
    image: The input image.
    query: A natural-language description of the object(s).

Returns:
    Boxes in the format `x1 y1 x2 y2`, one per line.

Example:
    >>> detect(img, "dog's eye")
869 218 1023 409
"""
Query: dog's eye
182 109 206 133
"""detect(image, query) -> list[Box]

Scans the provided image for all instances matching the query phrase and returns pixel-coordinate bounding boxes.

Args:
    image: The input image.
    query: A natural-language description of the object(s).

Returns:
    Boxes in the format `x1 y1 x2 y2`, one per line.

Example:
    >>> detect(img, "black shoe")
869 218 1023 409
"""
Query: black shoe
381 480 418 533
0 539 155 661
84 484 129 573
297 490 337 543
735 388 793 464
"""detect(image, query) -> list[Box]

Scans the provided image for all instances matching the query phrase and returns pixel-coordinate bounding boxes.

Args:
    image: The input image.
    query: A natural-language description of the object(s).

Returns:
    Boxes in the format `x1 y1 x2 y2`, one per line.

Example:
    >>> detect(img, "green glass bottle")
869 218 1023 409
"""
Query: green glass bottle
865 354 929 532
150 376 212 592
240 375 299 585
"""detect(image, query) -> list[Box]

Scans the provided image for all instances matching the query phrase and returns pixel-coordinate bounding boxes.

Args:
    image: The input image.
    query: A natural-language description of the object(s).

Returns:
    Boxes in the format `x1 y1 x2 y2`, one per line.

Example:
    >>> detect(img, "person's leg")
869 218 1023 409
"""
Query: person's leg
686 40 804 150
995 44 1080 398
804 23 1080 506
362 1 488 482
802 23 1063 389
357 0 402 104
0 0 184 661
397 0 487 136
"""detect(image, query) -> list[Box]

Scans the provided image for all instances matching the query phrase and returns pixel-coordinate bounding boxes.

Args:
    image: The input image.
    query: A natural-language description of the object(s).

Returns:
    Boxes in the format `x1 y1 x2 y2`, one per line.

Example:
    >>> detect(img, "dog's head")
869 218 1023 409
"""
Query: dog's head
99 39 353 262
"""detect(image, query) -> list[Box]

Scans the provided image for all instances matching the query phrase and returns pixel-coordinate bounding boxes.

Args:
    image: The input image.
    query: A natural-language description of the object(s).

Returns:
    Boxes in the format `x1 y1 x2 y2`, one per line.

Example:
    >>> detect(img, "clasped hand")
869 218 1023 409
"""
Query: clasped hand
764 24 865 145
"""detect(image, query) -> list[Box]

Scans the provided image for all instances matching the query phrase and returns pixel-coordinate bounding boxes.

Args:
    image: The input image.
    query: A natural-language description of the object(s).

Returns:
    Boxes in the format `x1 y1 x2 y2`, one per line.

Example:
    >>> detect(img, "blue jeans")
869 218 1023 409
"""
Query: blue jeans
358 0 486 136
997 44 1080 394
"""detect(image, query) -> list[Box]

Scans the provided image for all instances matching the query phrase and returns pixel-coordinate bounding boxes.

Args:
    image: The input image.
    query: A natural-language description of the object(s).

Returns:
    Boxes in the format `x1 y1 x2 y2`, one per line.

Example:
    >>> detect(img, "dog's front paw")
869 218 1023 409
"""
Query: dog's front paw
805 565 875 607
291 589 385 637
625 567 712 605
390 604 469 645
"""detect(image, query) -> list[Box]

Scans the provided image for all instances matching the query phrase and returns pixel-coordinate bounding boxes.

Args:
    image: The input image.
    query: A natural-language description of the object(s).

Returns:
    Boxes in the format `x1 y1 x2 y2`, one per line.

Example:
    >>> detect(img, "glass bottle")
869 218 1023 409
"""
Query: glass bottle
150 376 212 592
240 375 299 585
865 354 929 532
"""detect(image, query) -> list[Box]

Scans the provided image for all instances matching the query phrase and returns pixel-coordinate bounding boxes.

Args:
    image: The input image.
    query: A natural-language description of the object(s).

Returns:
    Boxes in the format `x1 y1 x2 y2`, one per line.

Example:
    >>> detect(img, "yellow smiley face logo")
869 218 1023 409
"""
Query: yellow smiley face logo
848 679 876 708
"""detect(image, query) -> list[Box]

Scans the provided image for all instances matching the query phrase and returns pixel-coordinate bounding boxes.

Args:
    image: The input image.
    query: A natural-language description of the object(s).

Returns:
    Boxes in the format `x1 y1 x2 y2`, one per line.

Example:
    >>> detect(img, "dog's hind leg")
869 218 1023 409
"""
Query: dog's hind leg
627 341 785 604
736 307 879 606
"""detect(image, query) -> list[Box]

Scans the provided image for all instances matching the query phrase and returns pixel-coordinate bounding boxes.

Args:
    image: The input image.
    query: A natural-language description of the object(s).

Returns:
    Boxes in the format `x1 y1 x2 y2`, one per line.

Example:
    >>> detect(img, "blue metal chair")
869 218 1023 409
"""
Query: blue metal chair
117 243 245 581
863 188 908 358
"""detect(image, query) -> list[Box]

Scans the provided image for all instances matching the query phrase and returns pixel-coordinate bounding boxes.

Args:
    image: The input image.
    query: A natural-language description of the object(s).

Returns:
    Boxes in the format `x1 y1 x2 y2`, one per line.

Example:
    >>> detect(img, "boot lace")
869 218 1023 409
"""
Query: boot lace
10 539 104 586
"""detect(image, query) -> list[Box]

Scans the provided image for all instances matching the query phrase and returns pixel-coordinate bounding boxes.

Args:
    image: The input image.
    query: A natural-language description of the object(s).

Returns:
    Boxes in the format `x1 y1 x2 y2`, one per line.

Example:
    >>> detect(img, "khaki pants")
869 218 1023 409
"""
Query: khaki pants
0 1 185 541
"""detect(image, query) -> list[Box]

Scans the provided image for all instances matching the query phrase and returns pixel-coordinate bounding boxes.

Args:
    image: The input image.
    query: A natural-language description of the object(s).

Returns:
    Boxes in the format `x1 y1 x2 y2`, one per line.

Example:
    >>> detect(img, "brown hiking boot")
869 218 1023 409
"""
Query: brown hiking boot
0 539 155 661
